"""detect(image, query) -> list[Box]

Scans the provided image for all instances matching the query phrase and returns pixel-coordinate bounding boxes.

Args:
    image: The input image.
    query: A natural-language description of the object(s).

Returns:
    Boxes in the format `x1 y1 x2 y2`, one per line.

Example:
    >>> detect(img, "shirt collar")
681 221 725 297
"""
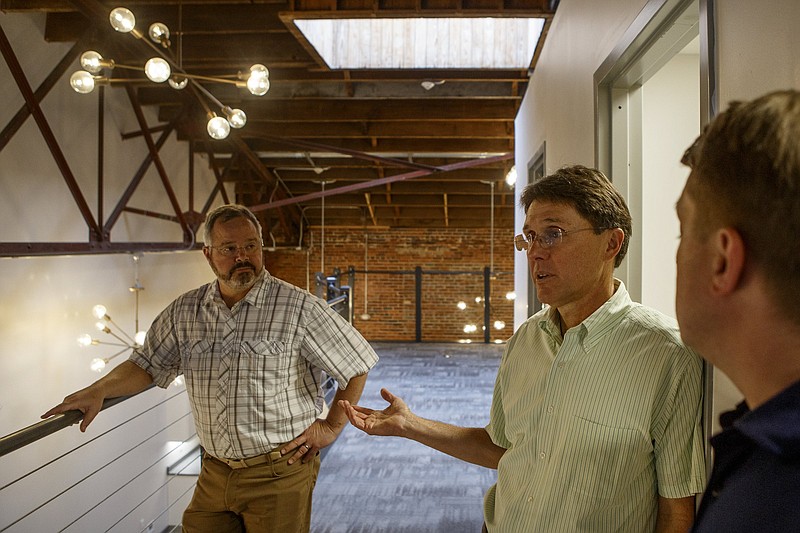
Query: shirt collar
730 379 800 458
202 269 272 309
538 279 632 350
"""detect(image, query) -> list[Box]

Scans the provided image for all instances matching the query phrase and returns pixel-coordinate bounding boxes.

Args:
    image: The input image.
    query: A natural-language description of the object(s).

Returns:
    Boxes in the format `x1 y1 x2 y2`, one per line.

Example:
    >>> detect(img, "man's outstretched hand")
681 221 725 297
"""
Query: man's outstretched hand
339 388 413 438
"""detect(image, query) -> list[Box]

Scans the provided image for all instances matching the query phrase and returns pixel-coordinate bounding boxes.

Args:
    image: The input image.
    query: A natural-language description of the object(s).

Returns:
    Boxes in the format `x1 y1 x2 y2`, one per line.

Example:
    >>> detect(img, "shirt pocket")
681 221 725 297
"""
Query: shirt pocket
563 416 651 502
181 339 213 381
238 339 288 399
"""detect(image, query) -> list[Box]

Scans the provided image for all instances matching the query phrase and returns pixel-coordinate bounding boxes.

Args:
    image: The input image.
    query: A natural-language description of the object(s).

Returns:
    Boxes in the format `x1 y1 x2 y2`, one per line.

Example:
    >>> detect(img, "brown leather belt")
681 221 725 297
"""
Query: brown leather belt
213 446 284 470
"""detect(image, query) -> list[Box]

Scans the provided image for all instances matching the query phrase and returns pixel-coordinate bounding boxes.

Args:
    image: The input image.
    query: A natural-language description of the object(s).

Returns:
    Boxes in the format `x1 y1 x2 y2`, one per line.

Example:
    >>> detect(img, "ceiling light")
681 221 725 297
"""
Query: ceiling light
246 64 271 96
70 6 271 139
505 166 517 186
148 22 170 47
421 80 445 91
144 57 171 83
207 114 231 140
69 70 97 94
109 7 136 33
223 106 247 129
76 254 150 373
168 75 188 90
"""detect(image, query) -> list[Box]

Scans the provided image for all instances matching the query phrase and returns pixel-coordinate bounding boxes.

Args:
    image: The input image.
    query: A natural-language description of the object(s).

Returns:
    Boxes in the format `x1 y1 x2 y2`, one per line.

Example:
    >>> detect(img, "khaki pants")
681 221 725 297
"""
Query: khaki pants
183 450 320 533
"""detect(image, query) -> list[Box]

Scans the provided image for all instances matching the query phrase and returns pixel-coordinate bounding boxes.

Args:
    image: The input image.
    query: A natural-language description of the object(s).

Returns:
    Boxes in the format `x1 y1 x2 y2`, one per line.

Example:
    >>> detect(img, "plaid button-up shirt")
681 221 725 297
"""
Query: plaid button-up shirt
130 270 378 459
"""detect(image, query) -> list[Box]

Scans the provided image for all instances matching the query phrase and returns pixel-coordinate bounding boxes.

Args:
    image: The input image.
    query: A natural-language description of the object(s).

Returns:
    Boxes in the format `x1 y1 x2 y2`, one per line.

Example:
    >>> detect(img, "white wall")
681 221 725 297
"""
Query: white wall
513 0 648 325
716 0 800 105
514 0 800 433
0 11 226 531
641 51 699 317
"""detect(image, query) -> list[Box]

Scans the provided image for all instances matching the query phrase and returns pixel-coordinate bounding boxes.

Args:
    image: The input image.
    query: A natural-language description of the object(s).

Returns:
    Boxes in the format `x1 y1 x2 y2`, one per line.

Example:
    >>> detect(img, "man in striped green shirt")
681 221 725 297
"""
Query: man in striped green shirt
342 165 705 532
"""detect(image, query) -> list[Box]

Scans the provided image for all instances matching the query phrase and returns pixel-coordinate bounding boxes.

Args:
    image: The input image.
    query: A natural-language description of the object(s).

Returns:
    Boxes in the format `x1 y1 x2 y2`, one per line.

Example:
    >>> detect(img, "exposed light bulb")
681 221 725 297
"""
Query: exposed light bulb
148 22 170 46
505 291 517 300
505 166 517 186
92 304 108 319
144 57 171 83
207 115 230 140
249 63 269 78
457 301 467 310
224 107 247 129
494 320 506 330
475 296 483 303
109 7 136 33
70 71 96 94
77 334 94 347
95 321 108 332
79 51 108 74
168 75 188 90
134 331 147 346
90 358 107 373
246 64 270 96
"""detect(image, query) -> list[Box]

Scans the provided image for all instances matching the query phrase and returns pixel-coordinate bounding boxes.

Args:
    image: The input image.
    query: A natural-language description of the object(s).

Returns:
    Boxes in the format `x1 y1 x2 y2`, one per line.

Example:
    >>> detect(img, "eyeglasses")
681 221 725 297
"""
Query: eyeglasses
514 227 607 251
206 241 262 257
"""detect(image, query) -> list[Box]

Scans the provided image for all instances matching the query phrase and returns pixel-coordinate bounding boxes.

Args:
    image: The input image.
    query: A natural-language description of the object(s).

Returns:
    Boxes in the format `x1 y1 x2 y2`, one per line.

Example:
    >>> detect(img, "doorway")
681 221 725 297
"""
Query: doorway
594 0 718 475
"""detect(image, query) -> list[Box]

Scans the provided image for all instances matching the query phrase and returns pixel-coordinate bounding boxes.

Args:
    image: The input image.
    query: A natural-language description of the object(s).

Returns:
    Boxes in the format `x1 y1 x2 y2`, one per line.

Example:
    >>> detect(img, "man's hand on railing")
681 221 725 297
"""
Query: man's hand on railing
41 383 107 432
41 361 155 432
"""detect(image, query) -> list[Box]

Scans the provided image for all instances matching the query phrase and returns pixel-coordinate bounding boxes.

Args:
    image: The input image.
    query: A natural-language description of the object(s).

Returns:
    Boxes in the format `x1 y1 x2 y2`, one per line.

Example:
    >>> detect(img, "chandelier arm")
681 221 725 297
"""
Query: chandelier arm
103 318 136 345
105 346 133 362
92 341 130 348
191 80 226 112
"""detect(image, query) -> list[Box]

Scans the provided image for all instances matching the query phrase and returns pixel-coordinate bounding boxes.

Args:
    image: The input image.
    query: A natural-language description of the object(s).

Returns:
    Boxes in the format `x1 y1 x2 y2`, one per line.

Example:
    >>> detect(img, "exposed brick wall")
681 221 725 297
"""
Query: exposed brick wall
264 227 516 343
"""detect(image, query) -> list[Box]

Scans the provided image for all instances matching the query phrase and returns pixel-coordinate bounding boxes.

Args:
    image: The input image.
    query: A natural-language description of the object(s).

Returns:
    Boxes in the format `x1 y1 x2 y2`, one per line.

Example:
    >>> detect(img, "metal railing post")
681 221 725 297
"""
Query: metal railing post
484 266 491 343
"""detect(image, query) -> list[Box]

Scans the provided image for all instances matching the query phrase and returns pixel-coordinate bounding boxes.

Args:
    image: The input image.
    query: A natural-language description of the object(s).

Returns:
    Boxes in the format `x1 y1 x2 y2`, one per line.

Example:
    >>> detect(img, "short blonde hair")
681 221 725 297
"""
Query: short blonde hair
681 90 800 320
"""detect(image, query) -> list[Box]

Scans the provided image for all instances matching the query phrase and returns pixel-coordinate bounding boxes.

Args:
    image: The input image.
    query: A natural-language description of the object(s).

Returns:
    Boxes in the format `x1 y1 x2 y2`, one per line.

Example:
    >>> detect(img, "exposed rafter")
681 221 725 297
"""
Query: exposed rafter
0 0 557 251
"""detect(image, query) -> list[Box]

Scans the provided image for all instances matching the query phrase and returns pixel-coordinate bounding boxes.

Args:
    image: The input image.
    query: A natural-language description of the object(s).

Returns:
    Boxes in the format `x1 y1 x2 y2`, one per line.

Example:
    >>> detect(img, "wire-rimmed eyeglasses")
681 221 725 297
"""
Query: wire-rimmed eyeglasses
206 241 262 257
514 227 608 251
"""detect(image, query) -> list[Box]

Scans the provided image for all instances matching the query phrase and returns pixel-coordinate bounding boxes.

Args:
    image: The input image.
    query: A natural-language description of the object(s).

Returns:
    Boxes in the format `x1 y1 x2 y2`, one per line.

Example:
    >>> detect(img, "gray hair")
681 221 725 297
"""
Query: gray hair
203 204 263 246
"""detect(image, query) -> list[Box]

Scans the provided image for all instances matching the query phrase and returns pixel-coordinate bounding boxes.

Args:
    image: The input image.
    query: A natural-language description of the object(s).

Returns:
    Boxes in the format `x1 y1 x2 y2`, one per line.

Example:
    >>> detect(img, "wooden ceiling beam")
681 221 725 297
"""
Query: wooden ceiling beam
277 181 515 197
143 91 521 120
238 120 514 139
241 136 515 154
253 167 508 182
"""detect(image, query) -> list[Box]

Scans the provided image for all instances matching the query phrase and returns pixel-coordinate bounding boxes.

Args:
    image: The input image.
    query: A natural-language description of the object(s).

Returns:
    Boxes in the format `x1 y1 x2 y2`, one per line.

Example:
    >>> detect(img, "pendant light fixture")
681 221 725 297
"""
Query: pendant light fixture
69 6 271 140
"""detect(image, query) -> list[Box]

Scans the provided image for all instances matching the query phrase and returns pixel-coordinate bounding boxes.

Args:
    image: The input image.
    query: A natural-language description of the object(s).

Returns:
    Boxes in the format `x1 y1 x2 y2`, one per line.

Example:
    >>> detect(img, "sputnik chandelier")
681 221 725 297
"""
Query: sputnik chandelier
76 253 146 373
69 6 271 140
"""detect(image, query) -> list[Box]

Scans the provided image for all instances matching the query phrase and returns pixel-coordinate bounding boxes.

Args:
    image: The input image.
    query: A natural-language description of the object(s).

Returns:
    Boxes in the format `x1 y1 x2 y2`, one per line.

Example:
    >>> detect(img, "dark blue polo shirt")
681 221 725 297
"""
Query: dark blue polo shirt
691 380 800 532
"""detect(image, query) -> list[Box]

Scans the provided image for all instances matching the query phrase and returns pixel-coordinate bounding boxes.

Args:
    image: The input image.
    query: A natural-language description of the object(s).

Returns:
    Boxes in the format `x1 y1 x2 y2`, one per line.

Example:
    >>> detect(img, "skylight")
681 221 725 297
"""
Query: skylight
294 17 545 70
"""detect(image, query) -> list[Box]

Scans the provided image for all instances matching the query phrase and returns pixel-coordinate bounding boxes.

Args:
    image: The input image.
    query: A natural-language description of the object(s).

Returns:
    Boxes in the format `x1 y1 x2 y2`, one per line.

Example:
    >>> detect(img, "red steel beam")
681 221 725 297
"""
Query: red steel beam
248 153 514 213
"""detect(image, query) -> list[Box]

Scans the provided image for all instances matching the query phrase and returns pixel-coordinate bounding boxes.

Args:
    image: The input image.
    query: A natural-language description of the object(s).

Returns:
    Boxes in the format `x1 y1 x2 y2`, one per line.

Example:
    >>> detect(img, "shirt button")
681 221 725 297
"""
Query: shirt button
527 496 533 503
539 452 546 459
547 405 554 413
557 362 565 368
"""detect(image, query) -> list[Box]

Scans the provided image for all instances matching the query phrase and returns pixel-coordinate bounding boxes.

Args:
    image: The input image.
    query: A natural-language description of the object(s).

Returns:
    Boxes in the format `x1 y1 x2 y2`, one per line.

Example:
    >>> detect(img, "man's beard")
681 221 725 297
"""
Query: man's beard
214 261 259 291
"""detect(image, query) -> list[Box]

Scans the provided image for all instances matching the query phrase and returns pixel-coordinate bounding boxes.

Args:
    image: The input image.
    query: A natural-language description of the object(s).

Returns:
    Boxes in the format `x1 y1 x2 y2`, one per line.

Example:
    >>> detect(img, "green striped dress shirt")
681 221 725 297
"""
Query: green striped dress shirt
485 281 705 532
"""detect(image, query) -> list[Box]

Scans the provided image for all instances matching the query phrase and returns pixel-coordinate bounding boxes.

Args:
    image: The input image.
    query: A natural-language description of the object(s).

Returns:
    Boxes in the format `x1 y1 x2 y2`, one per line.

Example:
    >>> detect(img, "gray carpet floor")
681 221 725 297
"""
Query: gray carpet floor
311 342 503 533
